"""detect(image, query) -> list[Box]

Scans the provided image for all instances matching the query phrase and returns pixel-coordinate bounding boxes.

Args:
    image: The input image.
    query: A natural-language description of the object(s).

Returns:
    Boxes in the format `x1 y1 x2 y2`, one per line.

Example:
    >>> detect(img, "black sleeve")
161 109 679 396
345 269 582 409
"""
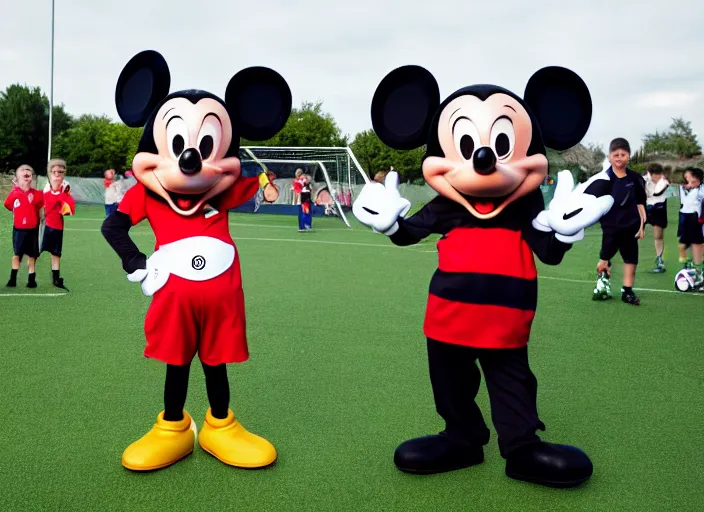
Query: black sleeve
101 211 147 274
635 174 647 205
523 228 572 265
388 199 442 246
521 189 572 266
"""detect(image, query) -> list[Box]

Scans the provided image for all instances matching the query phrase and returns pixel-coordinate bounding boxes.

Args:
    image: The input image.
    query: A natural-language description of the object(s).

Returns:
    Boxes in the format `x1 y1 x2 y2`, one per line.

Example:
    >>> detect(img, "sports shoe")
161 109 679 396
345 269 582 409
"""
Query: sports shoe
693 270 704 289
652 256 666 273
592 272 612 301
621 288 640 305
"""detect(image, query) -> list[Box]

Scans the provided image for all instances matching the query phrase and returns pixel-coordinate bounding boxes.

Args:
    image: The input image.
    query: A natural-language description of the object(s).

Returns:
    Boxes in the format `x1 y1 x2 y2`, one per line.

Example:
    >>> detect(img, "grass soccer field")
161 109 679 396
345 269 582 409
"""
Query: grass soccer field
1 204 702 511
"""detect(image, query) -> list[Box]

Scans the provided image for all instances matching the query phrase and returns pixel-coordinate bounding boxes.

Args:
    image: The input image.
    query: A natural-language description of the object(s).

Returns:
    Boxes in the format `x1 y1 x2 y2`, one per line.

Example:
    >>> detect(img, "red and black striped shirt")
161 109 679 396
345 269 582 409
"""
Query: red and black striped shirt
389 189 571 349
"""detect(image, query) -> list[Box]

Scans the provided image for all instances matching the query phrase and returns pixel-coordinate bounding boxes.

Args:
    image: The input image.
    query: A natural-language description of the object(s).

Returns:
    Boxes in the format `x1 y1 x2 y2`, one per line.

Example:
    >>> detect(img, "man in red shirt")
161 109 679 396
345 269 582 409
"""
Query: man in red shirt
41 159 75 290
4 165 43 288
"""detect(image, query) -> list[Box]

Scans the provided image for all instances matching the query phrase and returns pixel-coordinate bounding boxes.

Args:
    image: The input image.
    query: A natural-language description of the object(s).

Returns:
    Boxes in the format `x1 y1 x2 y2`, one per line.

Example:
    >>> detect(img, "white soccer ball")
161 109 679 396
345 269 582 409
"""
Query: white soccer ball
675 269 696 292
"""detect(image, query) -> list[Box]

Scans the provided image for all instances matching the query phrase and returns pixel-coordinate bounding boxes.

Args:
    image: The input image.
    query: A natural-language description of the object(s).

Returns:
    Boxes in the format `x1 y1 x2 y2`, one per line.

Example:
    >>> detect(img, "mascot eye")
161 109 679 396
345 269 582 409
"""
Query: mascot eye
452 117 481 161
490 117 515 159
197 116 222 161
200 137 213 159
166 116 188 159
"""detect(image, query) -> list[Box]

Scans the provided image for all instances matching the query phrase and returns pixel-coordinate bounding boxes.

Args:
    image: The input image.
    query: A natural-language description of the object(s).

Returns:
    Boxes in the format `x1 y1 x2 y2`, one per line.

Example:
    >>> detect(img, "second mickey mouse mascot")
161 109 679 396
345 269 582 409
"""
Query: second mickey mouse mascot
102 50 291 472
353 66 614 488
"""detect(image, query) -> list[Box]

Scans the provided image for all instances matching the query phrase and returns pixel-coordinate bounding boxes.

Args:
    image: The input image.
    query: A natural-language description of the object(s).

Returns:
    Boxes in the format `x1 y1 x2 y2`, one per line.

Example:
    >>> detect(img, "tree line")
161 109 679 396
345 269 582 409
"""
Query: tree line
0 83 701 183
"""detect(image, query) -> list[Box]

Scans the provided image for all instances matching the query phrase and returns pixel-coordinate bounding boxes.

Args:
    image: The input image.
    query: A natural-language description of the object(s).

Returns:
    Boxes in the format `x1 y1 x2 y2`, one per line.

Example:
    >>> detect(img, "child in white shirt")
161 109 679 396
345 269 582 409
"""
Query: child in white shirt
644 163 670 272
677 167 704 278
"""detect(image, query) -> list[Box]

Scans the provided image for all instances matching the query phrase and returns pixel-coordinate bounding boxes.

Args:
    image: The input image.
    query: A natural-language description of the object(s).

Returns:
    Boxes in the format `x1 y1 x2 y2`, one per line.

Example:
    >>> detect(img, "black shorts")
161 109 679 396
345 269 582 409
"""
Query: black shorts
41 227 64 257
646 203 668 228
12 227 40 259
677 212 704 245
600 226 640 265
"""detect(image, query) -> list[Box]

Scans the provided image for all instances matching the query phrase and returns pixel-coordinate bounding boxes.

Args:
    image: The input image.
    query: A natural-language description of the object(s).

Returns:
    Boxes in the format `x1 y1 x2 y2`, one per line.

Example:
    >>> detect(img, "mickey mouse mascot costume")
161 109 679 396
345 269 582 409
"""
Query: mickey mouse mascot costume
353 65 614 488
102 50 291 472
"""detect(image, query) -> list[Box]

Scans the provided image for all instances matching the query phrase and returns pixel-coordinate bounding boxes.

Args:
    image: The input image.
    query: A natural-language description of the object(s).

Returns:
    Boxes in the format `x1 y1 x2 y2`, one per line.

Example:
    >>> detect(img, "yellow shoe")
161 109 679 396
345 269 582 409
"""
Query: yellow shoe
122 410 196 471
198 408 277 469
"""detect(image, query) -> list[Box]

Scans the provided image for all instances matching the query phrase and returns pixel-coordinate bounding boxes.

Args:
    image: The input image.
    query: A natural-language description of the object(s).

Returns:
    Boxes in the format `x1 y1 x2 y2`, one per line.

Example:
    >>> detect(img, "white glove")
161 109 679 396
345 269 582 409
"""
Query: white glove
532 170 614 244
352 171 411 236
126 251 169 296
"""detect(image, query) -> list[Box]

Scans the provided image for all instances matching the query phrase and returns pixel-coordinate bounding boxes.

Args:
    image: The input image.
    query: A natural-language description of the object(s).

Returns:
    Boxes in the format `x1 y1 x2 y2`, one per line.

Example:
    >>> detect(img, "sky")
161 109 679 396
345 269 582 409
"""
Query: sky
1 0 703 155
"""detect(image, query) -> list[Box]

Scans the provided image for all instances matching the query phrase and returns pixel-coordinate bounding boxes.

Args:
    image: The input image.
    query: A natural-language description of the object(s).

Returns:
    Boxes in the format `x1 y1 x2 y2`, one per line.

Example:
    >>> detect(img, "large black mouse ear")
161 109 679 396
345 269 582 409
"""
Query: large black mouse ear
115 50 171 128
371 65 440 150
225 67 292 141
524 66 592 151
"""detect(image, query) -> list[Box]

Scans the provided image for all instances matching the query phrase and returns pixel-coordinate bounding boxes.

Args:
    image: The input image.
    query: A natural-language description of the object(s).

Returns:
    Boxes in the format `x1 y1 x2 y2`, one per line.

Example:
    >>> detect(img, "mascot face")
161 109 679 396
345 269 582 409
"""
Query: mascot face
133 96 241 216
371 65 592 219
115 50 292 216
422 92 548 219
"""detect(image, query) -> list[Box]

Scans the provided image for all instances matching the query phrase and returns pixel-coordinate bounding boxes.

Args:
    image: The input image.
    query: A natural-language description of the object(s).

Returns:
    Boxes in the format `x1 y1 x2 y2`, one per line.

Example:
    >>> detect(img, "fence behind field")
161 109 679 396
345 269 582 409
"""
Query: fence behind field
0 173 683 211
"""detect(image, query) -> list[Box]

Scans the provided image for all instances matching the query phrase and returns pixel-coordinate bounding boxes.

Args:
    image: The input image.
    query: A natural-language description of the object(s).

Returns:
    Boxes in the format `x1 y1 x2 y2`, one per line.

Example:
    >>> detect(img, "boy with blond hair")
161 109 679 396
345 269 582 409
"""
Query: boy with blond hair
4 165 43 288
41 158 75 290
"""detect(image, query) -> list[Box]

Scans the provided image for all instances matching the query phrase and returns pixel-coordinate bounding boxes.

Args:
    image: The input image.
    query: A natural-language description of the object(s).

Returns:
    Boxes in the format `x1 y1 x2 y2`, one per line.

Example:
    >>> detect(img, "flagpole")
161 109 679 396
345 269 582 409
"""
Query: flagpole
47 0 55 165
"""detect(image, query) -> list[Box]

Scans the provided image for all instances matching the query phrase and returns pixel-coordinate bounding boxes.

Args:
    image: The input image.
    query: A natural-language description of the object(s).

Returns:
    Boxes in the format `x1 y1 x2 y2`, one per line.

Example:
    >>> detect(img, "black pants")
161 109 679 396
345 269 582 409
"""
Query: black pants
41 227 64 257
13 227 40 259
427 338 545 458
163 361 230 421
600 226 639 265
678 212 704 245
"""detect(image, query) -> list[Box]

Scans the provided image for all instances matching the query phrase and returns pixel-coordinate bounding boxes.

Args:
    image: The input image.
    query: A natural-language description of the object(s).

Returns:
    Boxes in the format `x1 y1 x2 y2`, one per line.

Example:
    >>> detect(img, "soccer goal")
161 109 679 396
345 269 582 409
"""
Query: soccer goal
29 146 372 227
236 146 371 227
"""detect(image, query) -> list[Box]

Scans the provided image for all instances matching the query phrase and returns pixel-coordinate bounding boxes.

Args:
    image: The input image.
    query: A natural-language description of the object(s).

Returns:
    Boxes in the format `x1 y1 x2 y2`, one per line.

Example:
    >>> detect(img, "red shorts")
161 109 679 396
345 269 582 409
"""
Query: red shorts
143 263 248 366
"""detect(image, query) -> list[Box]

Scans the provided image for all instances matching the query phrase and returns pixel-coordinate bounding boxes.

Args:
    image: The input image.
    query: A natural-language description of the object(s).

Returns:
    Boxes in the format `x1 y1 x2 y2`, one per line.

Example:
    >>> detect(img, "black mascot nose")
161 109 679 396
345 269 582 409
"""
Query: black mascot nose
179 149 202 175
473 147 497 175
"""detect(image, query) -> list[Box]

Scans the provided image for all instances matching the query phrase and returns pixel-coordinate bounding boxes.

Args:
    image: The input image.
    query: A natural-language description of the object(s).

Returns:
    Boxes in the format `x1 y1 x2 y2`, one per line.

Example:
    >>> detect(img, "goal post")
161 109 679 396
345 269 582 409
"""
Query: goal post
241 154 352 226
237 146 372 226
22 147 374 226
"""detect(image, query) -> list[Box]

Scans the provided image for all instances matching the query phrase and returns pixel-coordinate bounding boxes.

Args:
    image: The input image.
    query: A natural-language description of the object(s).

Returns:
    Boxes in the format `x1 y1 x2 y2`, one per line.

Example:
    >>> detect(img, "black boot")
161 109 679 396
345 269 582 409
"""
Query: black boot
394 433 484 474
621 287 640 305
6 269 18 287
52 270 69 291
27 272 37 288
505 441 593 488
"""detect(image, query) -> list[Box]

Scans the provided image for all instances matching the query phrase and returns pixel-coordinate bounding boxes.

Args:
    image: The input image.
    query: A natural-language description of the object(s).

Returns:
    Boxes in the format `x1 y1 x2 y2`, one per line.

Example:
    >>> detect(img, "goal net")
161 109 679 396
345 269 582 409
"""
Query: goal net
236 146 371 226
27 146 372 227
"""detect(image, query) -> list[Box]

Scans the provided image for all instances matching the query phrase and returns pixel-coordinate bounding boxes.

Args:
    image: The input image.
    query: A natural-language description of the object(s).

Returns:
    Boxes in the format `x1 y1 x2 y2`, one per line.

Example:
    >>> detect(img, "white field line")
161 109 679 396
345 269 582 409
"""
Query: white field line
63 227 695 296
0 293 66 297
69 217 606 237
537 275 698 295
65 227 434 252
68 218 356 232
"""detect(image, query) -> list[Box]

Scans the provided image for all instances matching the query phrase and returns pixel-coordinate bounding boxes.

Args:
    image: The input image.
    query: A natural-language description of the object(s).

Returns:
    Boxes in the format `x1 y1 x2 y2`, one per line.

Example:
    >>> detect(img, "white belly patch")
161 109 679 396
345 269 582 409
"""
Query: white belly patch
155 236 235 281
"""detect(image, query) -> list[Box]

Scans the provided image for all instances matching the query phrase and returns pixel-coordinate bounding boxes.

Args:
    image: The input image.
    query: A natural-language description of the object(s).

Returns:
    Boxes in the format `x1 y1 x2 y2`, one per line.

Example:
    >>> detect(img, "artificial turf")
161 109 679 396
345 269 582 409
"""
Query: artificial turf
0 203 702 511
